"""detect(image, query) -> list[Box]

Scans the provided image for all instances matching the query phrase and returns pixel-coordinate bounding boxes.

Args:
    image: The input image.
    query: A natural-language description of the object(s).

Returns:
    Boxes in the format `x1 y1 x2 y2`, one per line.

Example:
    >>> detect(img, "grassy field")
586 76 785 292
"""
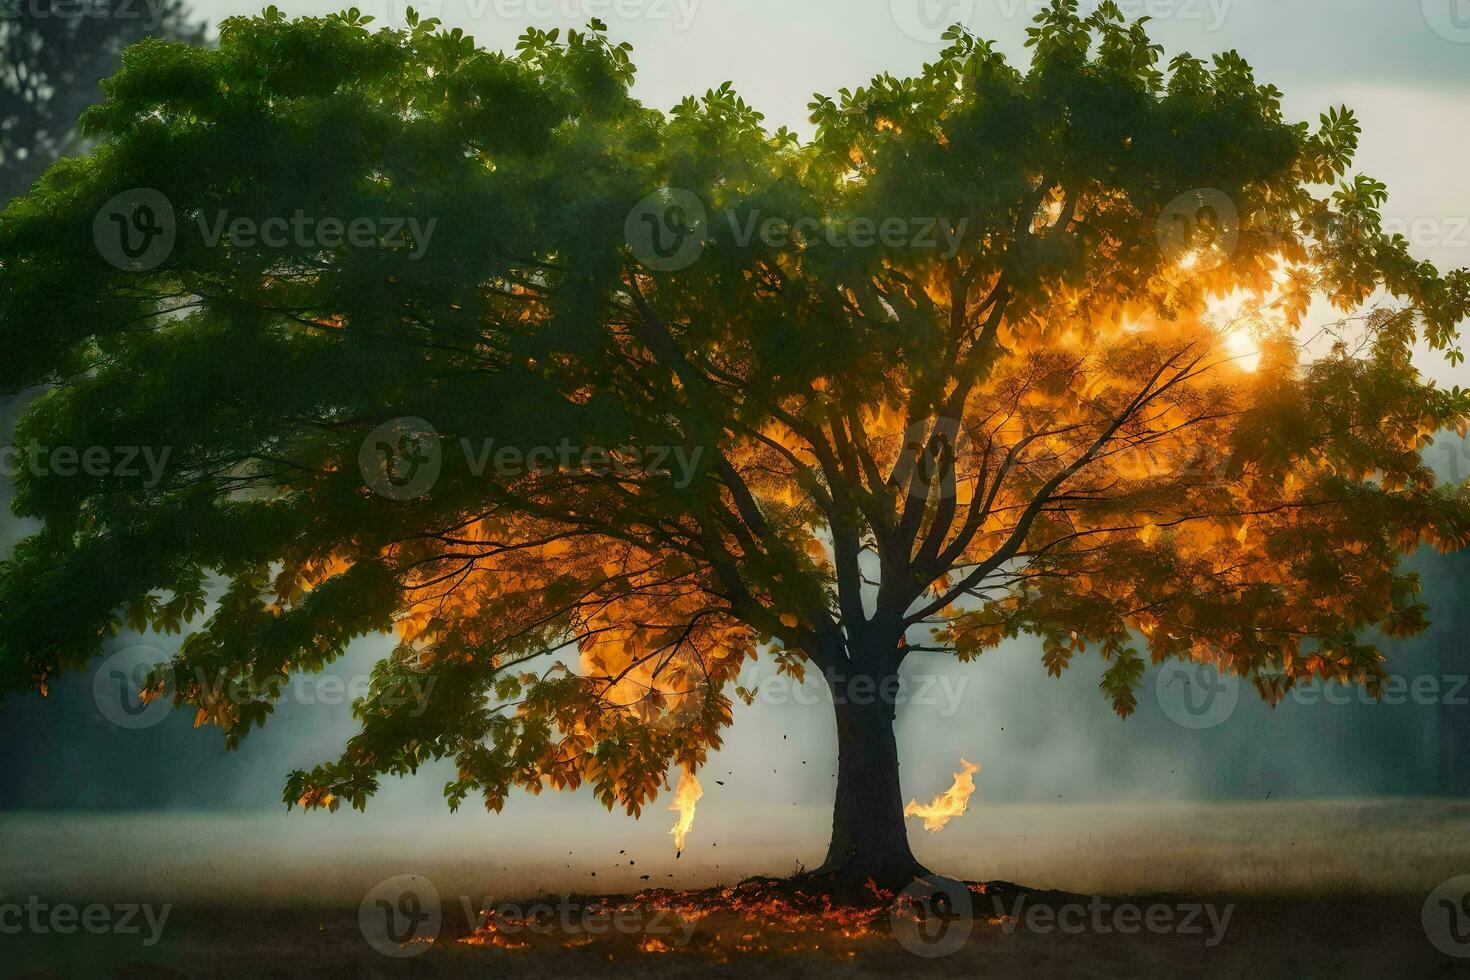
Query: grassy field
5 798 1469 977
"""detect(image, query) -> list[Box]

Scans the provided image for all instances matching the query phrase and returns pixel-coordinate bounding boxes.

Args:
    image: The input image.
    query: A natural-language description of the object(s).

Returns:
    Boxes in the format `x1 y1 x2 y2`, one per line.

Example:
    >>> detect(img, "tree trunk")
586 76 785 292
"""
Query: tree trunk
809 668 929 891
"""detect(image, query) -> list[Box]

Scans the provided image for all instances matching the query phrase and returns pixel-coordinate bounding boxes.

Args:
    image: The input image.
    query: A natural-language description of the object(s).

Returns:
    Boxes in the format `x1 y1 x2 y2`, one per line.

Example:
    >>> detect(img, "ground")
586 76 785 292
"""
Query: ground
5 798 1469 977
7 889 1460 978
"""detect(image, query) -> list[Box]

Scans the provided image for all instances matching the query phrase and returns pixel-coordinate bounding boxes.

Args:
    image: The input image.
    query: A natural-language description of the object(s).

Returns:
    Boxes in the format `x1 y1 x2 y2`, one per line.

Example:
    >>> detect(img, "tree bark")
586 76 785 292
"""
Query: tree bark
808 667 929 891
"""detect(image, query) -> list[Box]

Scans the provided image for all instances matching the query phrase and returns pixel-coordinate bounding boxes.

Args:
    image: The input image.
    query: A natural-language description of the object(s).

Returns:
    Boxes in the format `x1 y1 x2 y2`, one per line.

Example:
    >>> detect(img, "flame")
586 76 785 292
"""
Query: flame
904 758 980 832
669 767 703 854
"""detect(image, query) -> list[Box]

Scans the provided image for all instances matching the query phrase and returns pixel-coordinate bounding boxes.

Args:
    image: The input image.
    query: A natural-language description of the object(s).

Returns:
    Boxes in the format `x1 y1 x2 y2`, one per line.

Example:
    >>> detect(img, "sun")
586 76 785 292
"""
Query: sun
1221 322 1262 372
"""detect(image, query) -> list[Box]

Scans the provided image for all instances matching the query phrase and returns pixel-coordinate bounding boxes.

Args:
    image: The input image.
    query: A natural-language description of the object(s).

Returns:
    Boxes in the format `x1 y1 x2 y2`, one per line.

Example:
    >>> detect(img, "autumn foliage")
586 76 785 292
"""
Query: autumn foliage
0 3 1467 879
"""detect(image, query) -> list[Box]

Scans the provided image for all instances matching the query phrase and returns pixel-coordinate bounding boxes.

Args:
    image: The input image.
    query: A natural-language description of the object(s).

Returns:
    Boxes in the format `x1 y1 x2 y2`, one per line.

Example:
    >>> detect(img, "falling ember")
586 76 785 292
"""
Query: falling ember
904 759 980 832
669 768 703 855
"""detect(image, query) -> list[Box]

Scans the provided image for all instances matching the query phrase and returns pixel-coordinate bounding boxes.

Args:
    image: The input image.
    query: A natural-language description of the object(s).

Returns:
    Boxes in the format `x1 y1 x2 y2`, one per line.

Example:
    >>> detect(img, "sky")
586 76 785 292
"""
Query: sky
3 0 1470 875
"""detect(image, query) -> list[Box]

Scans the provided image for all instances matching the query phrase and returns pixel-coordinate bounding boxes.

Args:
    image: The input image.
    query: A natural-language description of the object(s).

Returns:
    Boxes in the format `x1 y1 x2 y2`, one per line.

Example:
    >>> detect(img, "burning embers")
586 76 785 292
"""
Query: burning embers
459 877 978 958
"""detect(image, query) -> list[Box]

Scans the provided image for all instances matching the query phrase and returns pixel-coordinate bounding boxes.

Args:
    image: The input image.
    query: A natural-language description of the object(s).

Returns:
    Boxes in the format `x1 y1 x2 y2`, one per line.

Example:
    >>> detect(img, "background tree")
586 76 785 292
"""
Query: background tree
1 1 1468 888
1 0 205 203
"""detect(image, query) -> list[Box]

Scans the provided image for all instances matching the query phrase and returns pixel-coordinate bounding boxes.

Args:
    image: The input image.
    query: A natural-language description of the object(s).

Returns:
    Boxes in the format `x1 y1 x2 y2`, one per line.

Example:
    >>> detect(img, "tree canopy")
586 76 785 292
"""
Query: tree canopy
1 1 1468 820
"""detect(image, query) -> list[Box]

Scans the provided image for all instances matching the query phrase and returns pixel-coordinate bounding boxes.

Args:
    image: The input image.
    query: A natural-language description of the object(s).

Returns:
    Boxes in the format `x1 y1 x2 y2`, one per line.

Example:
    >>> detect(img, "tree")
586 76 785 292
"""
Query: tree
2 2 1468 889
2 0 203 566
1 0 205 203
